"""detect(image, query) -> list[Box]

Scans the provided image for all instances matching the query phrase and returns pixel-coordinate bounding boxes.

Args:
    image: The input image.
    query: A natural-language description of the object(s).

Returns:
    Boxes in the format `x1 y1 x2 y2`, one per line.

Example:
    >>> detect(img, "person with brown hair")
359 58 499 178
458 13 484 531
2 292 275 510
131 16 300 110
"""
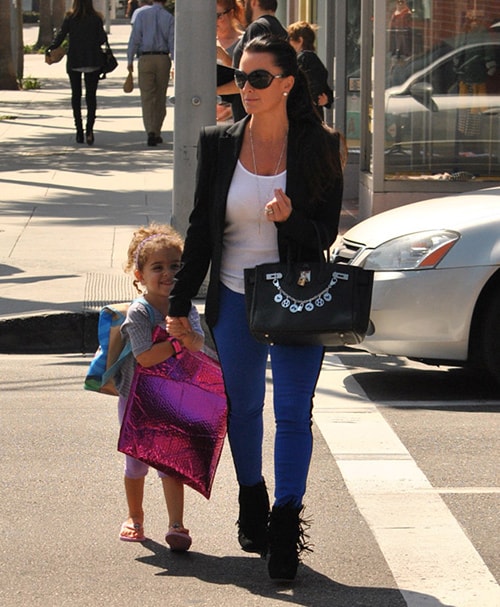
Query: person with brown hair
287 21 334 119
117 223 204 550
216 0 245 122
168 35 346 581
217 0 245 64
46 0 108 145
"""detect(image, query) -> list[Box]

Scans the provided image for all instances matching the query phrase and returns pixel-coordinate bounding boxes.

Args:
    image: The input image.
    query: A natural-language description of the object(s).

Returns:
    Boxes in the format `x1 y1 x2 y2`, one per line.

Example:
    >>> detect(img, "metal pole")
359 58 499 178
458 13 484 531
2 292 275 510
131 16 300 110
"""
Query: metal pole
172 0 216 237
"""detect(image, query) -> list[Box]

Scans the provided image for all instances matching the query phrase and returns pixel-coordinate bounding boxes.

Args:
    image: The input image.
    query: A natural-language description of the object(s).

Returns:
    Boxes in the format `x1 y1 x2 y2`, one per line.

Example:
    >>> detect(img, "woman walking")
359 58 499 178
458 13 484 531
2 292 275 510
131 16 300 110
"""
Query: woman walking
168 35 346 581
46 0 107 145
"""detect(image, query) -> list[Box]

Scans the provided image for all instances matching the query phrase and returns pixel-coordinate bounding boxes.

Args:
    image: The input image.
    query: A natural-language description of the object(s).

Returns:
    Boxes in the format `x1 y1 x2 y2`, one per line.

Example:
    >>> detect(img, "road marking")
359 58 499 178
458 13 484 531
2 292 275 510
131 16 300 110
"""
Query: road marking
313 353 500 607
422 487 500 494
376 401 500 409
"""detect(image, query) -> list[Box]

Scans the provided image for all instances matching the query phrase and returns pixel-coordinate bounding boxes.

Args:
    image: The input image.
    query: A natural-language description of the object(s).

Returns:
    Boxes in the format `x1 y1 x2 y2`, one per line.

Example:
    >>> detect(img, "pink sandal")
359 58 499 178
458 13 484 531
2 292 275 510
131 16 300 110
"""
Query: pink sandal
119 521 146 542
165 524 192 551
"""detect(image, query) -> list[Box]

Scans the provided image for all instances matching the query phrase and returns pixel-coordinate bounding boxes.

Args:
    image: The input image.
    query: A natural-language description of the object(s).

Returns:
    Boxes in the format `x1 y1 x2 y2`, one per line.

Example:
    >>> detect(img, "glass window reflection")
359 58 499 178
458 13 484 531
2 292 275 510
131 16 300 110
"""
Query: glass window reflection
384 1 500 181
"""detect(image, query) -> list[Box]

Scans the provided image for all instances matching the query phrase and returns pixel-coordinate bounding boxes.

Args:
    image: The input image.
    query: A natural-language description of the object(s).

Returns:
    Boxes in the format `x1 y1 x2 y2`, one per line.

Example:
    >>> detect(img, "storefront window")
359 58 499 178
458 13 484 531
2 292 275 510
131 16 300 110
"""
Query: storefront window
345 0 362 153
384 0 500 181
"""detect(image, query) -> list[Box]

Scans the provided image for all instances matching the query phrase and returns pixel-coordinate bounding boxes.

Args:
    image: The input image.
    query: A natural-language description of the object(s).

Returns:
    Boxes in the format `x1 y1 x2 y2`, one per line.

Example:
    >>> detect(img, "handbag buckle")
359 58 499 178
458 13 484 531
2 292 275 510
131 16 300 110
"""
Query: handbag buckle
297 269 311 286
265 272 283 281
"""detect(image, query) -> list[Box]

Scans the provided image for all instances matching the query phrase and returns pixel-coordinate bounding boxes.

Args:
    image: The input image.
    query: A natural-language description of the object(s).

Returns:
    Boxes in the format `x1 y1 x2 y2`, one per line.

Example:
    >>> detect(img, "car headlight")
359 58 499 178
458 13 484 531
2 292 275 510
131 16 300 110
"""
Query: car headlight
362 230 460 271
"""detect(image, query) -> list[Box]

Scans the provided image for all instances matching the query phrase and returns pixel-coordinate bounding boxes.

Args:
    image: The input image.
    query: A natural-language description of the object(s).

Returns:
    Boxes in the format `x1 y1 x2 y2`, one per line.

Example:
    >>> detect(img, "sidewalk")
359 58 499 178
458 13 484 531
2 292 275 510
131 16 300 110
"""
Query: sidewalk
1 22 175 352
0 21 358 354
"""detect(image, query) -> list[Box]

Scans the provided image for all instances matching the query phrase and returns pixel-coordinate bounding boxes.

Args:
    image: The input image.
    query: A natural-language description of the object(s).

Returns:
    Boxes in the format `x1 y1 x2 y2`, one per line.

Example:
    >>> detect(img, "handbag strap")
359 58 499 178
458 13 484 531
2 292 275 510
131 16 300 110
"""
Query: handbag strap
284 220 330 283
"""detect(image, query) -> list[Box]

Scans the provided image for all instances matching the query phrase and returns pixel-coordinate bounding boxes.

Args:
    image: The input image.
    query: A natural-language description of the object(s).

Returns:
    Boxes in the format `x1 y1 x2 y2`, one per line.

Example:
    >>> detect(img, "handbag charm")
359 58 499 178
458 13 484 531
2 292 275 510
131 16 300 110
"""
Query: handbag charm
297 269 311 286
272 269 349 314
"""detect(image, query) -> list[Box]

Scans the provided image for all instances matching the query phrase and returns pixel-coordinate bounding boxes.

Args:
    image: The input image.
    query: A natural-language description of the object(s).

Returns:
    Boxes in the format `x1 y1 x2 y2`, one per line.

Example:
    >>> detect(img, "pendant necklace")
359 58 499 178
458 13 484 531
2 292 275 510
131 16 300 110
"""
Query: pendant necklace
249 125 288 232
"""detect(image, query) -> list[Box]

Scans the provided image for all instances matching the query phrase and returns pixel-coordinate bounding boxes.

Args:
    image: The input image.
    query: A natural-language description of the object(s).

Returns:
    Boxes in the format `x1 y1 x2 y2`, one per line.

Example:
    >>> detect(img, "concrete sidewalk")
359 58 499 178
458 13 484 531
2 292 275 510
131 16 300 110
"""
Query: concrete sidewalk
0 21 358 354
1 21 176 352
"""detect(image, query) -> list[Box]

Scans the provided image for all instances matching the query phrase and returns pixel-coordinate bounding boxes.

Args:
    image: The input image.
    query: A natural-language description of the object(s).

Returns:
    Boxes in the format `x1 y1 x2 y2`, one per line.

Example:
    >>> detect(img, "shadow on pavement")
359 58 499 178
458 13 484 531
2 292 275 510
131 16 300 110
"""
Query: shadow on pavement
136 539 454 607
337 352 500 404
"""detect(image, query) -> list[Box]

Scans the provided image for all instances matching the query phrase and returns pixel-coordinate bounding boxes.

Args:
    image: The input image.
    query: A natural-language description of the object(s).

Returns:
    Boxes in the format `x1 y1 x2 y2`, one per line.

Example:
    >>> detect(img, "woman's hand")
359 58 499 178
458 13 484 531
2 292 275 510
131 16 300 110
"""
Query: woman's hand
317 92 328 107
216 43 232 67
166 316 204 352
166 316 190 338
264 188 292 222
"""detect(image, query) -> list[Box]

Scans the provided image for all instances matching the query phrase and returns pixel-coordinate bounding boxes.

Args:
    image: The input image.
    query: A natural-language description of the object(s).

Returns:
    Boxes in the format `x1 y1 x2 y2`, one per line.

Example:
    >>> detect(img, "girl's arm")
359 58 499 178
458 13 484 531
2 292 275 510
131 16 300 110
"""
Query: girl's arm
135 340 178 368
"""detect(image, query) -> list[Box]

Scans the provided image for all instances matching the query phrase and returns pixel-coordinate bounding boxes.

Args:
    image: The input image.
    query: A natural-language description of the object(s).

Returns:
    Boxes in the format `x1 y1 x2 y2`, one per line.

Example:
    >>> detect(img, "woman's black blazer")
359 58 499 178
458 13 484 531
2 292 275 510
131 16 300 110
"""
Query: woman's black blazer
169 116 344 328
49 14 107 72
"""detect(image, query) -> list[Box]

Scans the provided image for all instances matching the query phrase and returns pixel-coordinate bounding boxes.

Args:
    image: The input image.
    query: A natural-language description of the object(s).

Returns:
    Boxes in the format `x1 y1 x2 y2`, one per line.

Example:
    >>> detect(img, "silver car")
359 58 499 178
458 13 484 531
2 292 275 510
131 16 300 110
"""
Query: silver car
333 187 500 384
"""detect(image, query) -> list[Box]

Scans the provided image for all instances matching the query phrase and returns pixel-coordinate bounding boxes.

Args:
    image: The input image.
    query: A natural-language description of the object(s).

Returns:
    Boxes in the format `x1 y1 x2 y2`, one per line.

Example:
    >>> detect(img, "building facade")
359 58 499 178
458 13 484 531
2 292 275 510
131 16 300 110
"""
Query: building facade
284 0 500 217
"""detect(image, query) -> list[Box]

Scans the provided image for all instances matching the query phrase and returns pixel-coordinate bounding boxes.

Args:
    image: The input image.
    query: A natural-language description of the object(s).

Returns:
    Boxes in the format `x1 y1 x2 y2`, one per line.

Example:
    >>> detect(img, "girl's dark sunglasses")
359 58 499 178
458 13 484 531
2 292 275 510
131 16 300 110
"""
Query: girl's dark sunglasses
234 69 285 90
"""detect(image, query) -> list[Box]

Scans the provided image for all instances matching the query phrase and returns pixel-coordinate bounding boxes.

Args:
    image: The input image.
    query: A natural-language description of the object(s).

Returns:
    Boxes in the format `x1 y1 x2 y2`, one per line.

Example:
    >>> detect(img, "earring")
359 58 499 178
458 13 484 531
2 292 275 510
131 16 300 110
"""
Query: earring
283 91 288 97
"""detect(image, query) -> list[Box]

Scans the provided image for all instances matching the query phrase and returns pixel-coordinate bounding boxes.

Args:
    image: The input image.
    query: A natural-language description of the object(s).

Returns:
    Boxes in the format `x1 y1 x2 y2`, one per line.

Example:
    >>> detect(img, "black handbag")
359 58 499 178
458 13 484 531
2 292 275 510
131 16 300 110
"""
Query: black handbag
244 226 374 347
99 41 118 79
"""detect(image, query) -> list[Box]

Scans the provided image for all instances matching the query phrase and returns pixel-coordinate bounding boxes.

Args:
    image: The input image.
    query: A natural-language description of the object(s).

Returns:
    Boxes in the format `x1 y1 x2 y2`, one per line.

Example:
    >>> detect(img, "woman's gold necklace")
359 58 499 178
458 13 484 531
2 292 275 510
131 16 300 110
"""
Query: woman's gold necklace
249 126 288 232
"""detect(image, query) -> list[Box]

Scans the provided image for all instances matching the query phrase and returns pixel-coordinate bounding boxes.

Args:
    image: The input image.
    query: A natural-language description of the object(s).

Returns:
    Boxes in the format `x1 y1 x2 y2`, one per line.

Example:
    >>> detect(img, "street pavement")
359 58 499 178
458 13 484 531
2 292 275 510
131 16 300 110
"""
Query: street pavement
2 21 498 607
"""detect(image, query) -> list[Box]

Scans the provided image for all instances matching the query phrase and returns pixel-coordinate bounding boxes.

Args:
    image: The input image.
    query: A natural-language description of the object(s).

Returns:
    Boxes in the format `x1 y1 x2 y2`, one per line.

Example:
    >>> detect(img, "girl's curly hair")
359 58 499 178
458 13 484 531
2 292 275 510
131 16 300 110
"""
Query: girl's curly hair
125 223 184 293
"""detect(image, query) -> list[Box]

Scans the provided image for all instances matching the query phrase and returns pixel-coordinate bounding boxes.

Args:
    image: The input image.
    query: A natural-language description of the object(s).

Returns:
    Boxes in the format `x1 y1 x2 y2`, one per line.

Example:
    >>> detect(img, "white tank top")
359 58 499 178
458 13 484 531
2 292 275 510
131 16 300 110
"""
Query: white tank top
220 160 286 294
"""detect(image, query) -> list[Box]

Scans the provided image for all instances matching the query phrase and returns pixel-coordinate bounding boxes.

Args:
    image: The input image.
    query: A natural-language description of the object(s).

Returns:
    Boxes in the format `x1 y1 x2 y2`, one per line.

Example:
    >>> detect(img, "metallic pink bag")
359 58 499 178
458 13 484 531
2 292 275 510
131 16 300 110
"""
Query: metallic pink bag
118 328 227 499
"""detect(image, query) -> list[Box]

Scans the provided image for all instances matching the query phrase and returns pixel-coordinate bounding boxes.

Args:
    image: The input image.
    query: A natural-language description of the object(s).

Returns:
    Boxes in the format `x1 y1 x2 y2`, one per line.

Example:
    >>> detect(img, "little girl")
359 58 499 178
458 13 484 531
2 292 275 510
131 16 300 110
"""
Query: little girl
116 223 204 551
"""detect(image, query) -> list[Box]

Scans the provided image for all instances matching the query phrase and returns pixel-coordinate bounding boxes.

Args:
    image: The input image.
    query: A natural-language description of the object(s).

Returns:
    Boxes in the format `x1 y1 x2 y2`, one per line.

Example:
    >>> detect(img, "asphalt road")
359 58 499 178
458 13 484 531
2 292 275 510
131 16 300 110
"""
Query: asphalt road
1 351 499 607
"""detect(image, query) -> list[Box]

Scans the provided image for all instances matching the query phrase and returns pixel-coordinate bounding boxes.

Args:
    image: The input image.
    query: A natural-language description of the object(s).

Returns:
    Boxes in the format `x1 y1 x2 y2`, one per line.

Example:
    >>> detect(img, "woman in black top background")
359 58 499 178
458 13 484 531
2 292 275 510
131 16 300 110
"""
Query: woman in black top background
47 0 107 145
288 21 334 121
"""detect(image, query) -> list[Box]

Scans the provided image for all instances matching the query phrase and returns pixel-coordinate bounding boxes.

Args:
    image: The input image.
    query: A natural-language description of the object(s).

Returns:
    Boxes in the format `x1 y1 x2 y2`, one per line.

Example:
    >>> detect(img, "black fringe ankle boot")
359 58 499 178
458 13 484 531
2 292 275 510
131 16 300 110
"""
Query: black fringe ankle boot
237 480 270 556
268 503 311 581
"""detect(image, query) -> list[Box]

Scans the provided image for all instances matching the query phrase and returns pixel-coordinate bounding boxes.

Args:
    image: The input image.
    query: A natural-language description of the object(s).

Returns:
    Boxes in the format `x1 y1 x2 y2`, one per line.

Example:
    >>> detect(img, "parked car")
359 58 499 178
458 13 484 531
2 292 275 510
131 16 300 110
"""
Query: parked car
333 187 500 384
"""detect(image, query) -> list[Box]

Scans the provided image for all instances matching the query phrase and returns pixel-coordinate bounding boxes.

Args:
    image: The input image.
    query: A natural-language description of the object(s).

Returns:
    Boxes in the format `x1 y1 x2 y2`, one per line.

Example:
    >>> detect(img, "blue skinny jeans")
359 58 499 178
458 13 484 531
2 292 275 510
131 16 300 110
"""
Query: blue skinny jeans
212 283 324 507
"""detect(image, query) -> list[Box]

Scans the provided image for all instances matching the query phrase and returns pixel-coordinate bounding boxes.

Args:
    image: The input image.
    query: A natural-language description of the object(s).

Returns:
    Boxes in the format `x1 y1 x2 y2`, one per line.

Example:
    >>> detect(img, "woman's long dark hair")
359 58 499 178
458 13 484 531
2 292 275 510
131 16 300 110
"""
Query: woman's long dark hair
69 0 101 20
243 35 346 202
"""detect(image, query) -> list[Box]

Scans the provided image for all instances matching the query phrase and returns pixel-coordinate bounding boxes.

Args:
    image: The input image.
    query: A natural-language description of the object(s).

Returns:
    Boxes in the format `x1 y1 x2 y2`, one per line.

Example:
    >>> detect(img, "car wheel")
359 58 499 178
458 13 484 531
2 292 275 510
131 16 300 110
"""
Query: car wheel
480 286 500 386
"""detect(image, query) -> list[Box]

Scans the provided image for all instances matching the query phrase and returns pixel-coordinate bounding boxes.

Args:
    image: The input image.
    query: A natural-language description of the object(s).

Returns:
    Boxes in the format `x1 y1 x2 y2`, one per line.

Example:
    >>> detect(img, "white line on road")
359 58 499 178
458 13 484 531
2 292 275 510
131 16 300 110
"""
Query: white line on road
313 353 500 607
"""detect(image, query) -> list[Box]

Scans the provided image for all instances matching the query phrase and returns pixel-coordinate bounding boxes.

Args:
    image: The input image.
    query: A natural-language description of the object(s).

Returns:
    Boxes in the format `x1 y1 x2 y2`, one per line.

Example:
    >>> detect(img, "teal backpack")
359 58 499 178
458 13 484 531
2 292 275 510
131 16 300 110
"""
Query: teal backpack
84 298 154 395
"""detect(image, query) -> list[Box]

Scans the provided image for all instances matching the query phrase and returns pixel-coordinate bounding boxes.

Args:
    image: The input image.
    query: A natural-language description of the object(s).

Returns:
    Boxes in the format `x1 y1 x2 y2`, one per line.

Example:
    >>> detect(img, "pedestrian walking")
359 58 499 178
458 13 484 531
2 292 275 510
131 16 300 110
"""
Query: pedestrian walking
126 0 175 146
168 36 346 581
117 223 204 551
46 0 108 145
287 21 334 120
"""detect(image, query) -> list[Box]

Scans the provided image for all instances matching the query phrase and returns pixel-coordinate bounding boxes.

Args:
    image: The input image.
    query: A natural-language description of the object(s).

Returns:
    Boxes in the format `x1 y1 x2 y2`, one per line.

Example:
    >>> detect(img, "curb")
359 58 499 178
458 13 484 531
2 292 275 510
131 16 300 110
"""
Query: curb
0 312 99 355
0 310 216 355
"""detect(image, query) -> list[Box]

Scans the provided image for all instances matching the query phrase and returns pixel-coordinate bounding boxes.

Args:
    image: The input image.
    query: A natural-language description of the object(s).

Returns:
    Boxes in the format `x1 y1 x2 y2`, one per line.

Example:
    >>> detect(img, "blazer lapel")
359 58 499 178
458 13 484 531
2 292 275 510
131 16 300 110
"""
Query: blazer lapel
213 118 249 212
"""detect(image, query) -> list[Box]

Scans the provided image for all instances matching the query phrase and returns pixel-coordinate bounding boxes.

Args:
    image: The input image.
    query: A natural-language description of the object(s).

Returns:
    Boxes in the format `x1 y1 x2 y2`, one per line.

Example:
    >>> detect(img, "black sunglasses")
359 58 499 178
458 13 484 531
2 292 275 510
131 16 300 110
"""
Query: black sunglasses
234 69 285 90
217 8 231 19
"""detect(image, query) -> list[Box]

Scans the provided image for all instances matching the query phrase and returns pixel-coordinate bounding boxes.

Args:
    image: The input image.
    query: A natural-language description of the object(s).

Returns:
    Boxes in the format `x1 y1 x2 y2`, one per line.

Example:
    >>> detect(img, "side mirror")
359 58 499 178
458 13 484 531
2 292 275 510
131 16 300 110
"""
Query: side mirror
409 82 439 112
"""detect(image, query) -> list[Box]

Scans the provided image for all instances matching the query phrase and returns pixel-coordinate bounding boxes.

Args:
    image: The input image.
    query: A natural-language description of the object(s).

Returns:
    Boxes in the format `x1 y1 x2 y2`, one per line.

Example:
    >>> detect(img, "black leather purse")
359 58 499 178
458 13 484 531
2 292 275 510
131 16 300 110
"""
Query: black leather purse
244 226 374 347
99 41 118 80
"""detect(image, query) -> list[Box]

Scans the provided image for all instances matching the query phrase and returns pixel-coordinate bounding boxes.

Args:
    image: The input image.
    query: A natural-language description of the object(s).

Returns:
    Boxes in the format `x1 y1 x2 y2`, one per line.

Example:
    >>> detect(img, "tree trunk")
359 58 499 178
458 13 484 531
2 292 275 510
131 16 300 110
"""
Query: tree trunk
16 0 24 81
36 0 53 49
0 0 19 89
52 0 66 31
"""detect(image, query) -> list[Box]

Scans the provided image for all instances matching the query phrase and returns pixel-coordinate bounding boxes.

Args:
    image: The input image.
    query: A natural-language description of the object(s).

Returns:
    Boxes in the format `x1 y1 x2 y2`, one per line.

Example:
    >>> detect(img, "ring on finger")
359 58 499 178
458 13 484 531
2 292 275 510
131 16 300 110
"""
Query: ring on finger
265 208 274 215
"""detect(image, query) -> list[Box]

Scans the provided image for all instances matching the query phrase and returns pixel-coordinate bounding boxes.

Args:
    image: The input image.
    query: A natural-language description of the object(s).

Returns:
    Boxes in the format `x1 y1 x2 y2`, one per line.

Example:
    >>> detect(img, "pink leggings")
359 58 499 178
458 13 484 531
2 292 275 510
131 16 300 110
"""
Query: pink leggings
118 395 167 479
